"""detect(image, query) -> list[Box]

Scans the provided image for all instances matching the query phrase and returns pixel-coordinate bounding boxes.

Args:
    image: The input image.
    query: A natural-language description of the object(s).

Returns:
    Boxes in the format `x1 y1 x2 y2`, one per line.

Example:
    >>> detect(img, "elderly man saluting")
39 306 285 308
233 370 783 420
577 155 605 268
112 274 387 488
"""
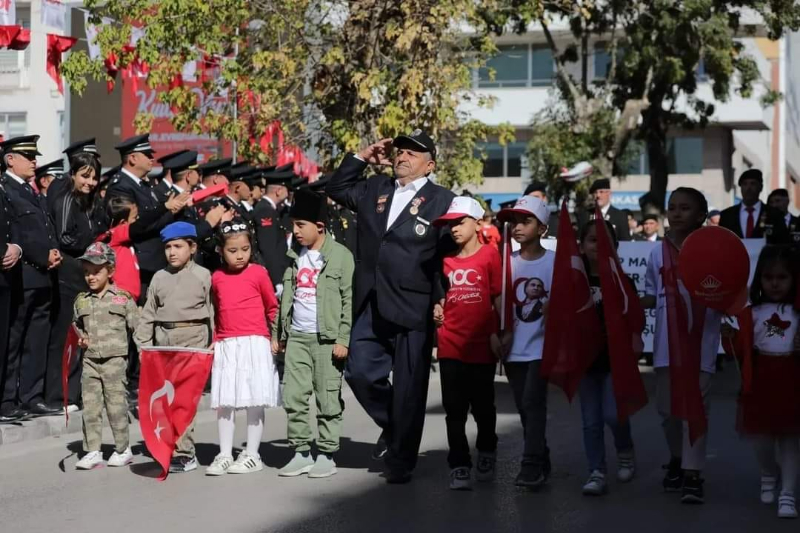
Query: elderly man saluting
326 131 454 483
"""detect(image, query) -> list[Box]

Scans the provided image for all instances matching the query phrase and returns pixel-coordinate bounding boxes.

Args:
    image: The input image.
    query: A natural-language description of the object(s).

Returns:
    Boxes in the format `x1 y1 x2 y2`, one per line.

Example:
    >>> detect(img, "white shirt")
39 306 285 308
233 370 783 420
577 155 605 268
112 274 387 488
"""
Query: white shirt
600 203 611 219
739 201 762 237
785 213 792 227
5 170 26 186
242 201 253 212
291 248 324 333
646 233 658 242
172 183 184 194
386 176 428 229
508 250 556 362
120 167 143 186
263 196 277 210
753 303 799 356
645 244 722 373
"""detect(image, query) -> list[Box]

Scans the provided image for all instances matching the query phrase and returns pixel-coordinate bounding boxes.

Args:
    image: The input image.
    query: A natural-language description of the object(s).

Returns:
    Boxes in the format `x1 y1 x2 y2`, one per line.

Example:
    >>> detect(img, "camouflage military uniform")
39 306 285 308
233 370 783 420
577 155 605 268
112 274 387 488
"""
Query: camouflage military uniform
73 285 138 453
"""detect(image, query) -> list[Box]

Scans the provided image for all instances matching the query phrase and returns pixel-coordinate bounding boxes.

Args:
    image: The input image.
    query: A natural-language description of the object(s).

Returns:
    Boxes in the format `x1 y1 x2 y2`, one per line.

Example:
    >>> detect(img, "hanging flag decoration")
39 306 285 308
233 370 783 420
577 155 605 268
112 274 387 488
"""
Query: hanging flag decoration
0 25 29 50
46 33 77 94
41 0 66 32
0 0 15 26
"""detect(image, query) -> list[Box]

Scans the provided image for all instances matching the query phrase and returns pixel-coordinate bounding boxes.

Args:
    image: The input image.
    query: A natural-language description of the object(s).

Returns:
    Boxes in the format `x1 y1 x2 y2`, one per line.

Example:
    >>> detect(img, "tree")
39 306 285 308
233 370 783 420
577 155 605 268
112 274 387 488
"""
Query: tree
62 0 513 188
478 0 800 211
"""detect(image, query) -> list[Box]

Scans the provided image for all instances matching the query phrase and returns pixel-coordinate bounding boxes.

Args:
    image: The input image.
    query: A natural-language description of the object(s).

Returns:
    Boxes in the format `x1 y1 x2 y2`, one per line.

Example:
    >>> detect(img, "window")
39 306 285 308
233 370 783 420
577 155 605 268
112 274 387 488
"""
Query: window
477 44 553 88
594 43 625 79
506 142 526 177
0 113 26 139
626 141 650 175
669 137 703 174
476 141 526 177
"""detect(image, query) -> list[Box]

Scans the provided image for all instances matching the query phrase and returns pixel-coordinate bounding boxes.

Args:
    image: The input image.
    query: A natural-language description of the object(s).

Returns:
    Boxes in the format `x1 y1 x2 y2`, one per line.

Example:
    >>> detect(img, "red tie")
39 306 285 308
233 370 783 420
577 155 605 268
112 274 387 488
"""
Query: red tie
745 206 755 238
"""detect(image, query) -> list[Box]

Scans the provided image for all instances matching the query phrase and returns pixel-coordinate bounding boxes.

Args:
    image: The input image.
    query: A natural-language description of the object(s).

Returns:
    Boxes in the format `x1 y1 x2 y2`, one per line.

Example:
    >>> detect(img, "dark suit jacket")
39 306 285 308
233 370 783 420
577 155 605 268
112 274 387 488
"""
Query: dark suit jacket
253 198 288 287
2 173 58 289
575 205 631 242
787 214 800 246
0 181 22 289
326 154 455 331
719 203 789 244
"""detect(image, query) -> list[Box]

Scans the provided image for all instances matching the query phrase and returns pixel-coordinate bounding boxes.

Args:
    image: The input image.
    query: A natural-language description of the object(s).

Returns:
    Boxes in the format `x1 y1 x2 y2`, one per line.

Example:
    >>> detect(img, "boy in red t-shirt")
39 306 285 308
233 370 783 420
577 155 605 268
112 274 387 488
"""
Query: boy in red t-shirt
433 196 502 491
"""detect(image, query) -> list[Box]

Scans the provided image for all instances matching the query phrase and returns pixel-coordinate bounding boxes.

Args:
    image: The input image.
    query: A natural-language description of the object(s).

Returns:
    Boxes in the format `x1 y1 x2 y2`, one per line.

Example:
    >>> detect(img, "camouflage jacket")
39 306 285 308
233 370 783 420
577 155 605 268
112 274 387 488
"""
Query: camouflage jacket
73 285 139 359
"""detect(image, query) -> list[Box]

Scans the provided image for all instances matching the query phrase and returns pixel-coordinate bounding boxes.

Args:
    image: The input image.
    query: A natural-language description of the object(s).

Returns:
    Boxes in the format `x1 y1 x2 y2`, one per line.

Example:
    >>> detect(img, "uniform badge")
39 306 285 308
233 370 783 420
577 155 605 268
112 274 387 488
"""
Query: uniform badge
414 223 427 236
111 295 128 305
409 196 425 216
261 218 273 227
376 194 388 214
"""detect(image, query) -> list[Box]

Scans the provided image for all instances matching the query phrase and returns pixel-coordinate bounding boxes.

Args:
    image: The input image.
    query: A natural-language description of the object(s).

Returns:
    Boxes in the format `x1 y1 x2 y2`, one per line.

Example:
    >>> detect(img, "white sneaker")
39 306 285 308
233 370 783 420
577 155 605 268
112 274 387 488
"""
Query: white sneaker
107 447 133 467
66 404 80 414
449 467 472 491
582 470 608 496
206 454 234 476
779 492 798 519
761 475 778 504
227 451 263 474
76 451 103 470
617 451 636 483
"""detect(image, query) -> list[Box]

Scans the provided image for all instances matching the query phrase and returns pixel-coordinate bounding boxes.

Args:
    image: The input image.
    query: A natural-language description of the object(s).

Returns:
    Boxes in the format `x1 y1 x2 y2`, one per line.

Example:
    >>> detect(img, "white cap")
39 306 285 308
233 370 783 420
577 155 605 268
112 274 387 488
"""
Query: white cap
433 196 486 226
497 196 549 226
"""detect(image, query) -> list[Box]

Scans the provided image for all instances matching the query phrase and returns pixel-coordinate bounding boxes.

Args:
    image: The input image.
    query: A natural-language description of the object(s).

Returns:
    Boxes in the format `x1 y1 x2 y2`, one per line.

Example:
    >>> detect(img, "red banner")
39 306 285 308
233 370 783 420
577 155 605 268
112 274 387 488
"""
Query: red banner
61 324 80 425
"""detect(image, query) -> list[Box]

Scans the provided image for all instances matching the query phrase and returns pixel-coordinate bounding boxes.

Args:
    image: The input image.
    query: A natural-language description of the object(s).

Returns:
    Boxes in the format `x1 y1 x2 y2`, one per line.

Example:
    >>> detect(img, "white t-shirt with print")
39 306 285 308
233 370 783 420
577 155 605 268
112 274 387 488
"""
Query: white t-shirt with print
291 248 323 333
508 249 556 362
753 303 799 355
645 244 722 373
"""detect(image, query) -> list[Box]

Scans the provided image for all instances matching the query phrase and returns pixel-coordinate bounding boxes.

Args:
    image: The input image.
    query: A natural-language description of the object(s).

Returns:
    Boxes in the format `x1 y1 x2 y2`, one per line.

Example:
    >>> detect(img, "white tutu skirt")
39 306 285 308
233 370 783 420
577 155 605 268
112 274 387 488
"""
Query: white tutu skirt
211 335 281 409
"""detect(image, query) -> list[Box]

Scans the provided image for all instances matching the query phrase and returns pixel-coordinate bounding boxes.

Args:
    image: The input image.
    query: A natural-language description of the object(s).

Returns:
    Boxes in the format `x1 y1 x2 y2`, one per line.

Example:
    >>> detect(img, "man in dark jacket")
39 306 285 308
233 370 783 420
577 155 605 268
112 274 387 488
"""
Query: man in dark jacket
719 169 789 244
326 130 454 483
254 166 293 291
576 178 630 241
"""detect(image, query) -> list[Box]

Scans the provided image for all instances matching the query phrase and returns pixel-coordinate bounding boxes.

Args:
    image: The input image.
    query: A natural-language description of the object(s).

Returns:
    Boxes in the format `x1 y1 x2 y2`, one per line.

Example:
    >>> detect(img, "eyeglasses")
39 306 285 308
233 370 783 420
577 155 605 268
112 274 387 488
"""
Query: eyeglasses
221 223 248 233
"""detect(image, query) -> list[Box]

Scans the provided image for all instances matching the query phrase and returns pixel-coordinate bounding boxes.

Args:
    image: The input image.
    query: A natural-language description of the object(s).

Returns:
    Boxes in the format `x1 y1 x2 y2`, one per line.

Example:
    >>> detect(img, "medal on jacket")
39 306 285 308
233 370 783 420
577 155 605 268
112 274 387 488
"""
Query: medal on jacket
414 216 429 237
409 196 425 216
376 194 388 213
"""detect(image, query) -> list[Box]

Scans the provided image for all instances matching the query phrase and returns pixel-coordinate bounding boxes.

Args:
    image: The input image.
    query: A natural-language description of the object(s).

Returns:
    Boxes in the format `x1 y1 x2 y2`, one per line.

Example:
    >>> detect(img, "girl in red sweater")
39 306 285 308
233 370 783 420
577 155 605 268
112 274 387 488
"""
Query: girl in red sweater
207 220 280 476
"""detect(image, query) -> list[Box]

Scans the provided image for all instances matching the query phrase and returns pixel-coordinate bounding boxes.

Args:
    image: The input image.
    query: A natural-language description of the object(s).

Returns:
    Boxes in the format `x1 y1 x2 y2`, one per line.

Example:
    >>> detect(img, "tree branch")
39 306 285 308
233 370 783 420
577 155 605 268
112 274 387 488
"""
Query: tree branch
539 16 581 104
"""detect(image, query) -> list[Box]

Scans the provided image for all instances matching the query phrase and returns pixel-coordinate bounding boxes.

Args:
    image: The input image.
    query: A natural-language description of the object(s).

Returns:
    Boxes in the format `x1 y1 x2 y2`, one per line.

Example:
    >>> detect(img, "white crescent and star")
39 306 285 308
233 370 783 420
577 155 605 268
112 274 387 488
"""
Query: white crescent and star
149 380 175 442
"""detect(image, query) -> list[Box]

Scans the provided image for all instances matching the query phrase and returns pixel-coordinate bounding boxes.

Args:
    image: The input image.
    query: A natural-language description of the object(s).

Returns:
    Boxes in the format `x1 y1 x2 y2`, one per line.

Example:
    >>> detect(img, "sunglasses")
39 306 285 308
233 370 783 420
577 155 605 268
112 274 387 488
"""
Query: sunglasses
221 223 248 233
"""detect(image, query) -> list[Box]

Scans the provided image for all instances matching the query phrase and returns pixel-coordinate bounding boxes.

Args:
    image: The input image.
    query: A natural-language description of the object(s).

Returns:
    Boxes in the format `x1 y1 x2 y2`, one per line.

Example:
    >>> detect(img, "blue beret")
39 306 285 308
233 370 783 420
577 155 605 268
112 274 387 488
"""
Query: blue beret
160 222 197 242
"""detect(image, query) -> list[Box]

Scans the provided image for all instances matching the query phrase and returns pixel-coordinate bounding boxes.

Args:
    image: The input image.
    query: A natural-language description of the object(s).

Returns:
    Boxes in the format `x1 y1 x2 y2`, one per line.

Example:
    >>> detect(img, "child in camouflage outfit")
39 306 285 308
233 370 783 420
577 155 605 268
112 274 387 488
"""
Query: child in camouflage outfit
74 242 139 470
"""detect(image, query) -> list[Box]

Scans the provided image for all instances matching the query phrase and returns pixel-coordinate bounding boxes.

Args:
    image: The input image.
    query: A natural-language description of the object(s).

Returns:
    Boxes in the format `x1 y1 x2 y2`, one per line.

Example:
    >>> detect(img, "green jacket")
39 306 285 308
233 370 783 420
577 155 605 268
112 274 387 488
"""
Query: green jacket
272 233 355 345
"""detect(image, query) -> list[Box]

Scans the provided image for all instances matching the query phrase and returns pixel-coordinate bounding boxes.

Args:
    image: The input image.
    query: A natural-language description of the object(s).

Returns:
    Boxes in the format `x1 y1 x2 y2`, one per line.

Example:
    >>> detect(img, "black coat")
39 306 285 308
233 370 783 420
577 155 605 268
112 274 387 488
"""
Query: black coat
576 205 631 242
719 203 790 244
105 170 173 275
786 214 800 247
49 190 99 291
0 181 22 289
253 197 288 287
326 154 455 331
2 173 59 289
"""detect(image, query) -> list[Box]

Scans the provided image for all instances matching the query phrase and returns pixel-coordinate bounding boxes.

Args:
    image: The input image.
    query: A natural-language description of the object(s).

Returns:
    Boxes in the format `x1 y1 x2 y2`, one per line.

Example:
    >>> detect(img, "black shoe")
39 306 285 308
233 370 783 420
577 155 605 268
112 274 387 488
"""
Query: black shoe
515 464 547 490
662 457 683 492
385 467 412 485
26 402 62 416
127 390 139 407
169 456 198 473
372 433 388 461
681 474 705 504
0 406 27 423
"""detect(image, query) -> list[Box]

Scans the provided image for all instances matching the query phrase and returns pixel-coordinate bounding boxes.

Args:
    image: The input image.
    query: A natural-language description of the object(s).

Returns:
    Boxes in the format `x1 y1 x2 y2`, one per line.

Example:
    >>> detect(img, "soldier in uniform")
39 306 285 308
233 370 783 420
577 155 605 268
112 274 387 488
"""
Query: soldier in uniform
719 169 789 244
34 159 65 199
195 158 233 271
0 135 63 418
227 165 258 222
152 150 190 202
254 168 293 292
575 178 630 242
767 188 800 247
73 242 139 470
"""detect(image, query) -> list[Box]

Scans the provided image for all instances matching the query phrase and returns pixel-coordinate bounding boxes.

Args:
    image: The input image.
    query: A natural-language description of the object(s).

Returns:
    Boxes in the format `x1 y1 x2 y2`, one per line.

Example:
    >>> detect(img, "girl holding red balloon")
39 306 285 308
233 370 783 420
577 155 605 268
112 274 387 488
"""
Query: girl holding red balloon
725 246 800 519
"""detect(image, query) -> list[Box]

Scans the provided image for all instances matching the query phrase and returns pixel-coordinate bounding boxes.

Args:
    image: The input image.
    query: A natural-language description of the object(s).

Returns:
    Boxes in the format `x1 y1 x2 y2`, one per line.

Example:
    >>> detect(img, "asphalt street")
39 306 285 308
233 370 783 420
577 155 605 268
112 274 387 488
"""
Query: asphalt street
0 365 795 533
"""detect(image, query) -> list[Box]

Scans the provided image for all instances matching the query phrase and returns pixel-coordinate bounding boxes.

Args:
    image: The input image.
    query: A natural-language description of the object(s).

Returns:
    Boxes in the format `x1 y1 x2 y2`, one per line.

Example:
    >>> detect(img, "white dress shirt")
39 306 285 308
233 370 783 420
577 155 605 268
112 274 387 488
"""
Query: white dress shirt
386 176 428 229
120 167 143 186
786 213 792 227
646 233 658 242
600 203 611 219
739 201 762 237
5 171 27 187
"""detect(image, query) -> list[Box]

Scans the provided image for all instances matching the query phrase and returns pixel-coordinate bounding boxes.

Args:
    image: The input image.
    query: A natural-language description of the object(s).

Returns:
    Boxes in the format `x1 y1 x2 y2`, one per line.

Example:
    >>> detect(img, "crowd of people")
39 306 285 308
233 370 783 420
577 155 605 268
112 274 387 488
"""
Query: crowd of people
0 130 799 520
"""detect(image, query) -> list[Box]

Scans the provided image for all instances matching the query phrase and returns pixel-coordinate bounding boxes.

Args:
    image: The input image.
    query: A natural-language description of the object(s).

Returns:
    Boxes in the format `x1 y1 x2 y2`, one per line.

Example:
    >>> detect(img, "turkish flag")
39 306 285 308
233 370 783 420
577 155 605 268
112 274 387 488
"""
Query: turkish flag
0 25 29 50
191 183 228 204
500 222 513 332
594 210 648 420
61 324 80 425
46 33 77 94
139 347 213 480
541 201 603 401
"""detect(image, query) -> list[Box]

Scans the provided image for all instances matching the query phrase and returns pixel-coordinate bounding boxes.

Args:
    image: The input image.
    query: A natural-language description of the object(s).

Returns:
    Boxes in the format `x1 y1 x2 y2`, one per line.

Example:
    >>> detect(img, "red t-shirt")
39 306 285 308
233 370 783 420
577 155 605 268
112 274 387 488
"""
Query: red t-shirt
437 245 502 363
99 224 141 301
478 224 501 251
212 263 279 340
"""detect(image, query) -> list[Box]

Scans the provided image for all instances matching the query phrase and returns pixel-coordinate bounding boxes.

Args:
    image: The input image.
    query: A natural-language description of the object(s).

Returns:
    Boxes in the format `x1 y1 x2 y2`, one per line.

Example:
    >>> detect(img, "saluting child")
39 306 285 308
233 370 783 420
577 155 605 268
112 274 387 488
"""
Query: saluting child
134 221 214 474
432 197 501 491
273 189 354 479
73 242 138 470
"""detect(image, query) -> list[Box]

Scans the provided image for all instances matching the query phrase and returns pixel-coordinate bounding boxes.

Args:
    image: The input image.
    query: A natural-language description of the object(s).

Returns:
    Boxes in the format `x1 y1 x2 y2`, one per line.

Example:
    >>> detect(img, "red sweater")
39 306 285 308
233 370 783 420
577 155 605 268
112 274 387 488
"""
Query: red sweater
98 224 141 301
212 263 278 340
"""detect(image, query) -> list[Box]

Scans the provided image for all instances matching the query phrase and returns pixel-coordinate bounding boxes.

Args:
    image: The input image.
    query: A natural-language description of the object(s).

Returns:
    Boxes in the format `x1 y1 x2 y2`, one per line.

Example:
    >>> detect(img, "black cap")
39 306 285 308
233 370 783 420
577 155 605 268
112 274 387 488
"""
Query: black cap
738 168 763 186
589 178 611 193
523 180 547 196
1 135 42 156
263 163 295 180
156 149 189 166
291 176 308 189
242 173 265 189
707 209 721 219
63 138 99 160
393 129 436 160
163 151 198 174
197 158 232 178
642 214 659 223
35 159 65 178
230 164 257 182
306 173 331 192
115 134 154 157
289 189 328 224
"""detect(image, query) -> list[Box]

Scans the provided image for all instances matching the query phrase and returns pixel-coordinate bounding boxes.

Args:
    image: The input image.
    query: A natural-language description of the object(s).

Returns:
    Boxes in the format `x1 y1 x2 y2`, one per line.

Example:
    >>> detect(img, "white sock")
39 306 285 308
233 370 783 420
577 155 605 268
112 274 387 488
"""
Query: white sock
246 406 264 456
217 407 235 458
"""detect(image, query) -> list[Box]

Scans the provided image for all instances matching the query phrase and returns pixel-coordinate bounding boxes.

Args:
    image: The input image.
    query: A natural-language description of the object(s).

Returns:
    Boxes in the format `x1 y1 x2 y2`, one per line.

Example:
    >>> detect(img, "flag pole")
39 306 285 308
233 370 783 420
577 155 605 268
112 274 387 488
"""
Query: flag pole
500 221 509 331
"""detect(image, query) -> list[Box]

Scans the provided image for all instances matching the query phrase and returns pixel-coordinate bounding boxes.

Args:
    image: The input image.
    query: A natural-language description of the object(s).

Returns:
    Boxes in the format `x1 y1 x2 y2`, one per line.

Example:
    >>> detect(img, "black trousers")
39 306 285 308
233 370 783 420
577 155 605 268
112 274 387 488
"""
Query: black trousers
346 297 433 471
0 286 11 401
2 287 52 408
504 360 550 468
439 359 497 469
44 283 82 405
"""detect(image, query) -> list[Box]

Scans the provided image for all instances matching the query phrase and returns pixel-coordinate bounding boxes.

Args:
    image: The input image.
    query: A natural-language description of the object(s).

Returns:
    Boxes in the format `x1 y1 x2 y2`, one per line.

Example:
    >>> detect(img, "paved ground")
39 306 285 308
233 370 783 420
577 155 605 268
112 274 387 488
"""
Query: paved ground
0 365 795 533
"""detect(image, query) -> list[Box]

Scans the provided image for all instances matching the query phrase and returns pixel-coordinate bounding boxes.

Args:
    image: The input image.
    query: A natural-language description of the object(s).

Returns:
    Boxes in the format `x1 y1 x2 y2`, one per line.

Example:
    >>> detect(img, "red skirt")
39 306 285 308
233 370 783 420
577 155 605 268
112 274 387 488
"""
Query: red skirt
738 355 800 435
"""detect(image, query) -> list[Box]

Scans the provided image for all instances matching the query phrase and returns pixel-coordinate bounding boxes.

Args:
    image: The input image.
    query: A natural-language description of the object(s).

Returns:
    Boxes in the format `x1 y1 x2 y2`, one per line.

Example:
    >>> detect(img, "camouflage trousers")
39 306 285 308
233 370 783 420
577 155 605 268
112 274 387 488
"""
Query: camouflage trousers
154 323 210 459
81 357 129 453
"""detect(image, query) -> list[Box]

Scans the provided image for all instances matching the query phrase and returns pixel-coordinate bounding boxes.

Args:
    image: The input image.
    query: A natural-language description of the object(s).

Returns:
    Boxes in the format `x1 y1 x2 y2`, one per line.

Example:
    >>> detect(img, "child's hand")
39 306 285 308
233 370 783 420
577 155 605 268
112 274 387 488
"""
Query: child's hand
332 344 349 359
271 338 284 355
77 336 89 349
720 323 737 339
490 333 503 360
433 299 445 327
500 330 513 359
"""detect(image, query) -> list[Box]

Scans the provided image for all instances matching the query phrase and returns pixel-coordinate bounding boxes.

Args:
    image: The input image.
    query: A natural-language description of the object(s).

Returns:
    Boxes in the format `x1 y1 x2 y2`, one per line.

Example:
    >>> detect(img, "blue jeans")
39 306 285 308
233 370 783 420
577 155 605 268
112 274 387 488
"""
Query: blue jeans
578 372 634 473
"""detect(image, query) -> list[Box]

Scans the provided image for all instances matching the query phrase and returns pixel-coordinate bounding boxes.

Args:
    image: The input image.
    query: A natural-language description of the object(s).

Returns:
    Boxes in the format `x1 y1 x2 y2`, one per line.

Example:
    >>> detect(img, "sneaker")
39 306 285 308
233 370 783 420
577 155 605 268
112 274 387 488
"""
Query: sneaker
66 404 80 414
515 463 547 490
681 474 705 504
616 451 635 483
449 467 472 491
169 456 198 473
372 432 388 461
778 492 798 519
278 452 315 477
228 451 263 474
76 450 103 470
761 475 778 505
582 470 608 496
206 454 234 476
107 447 134 467
475 452 497 482
308 454 338 479
662 457 683 492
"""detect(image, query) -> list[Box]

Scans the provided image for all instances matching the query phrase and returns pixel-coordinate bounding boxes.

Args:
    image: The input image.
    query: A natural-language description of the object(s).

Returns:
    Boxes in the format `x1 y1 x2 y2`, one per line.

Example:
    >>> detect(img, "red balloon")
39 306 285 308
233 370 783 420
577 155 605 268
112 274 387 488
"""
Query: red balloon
678 226 750 315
